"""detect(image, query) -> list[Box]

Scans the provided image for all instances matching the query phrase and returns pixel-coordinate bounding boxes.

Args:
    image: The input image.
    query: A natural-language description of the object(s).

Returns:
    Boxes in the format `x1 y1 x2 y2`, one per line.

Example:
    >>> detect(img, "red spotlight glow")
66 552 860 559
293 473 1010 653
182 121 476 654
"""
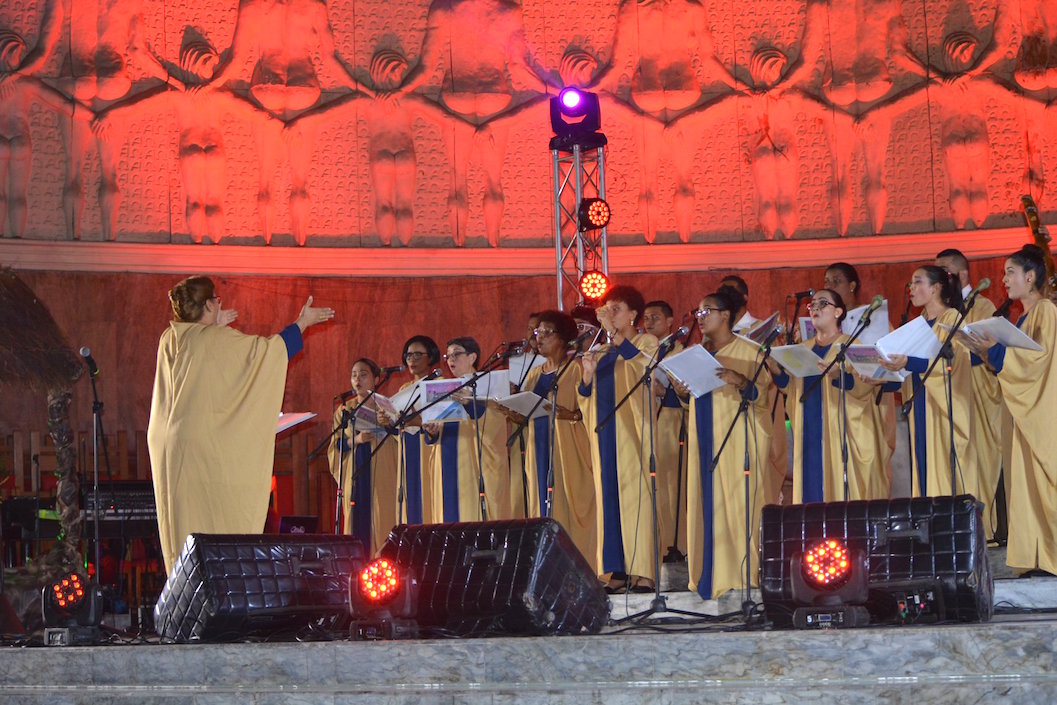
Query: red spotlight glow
359 559 401 603
51 573 86 611
578 198 611 231
802 539 852 588
579 270 610 301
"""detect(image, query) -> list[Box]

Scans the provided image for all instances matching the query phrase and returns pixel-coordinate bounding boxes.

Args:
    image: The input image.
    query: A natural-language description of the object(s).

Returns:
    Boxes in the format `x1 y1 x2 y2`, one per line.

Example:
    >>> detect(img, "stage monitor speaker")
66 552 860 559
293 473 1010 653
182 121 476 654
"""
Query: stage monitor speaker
759 495 993 628
154 533 366 642
379 518 609 636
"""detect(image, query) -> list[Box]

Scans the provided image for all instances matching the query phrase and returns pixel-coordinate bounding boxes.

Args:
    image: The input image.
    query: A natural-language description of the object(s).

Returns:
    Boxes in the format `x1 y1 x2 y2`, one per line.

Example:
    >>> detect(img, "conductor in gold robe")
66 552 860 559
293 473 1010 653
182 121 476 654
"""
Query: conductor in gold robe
148 276 334 574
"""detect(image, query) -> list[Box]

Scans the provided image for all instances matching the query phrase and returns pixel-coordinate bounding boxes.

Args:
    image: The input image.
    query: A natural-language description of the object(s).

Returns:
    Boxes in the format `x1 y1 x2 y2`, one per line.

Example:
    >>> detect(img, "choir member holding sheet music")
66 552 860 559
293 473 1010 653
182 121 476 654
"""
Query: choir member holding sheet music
578 285 659 593
672 290 772 599
961 245 1057 577
769 290 880 502
877 266 972 499
378 335 441 524
422 337 510 522
497 311 597 569
936 248 1003 541
328 359 398 555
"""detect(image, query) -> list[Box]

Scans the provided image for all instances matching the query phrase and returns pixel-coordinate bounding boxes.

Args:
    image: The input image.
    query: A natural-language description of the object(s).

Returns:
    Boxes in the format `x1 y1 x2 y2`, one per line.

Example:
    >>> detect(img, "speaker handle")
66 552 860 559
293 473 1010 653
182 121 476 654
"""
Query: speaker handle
462 547 506 567
871 518 930 546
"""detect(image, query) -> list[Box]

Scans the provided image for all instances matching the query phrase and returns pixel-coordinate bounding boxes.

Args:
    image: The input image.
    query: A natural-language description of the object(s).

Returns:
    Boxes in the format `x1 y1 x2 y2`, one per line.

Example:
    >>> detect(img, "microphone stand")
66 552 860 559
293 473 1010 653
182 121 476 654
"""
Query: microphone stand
84 366 113 595
611 338 709 625
800 310 874 501
708 339 773 621
543 352 579 518
899 293 980 495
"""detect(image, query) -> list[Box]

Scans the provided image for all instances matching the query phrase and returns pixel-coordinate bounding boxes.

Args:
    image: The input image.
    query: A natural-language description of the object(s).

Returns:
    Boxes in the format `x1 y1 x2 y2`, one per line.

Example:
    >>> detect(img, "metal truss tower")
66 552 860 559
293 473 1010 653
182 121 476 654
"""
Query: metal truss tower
551 134 608 311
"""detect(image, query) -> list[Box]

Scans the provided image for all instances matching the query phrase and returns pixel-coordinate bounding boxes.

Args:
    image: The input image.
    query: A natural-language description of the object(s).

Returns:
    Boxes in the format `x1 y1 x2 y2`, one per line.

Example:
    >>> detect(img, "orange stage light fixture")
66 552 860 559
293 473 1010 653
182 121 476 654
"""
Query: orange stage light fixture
578 198 611 231
579 270 609 301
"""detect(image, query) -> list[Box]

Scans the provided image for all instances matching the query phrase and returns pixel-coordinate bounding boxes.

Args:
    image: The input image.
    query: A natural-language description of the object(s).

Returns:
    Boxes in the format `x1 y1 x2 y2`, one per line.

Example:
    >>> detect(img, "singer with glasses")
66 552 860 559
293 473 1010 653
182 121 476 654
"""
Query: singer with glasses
960 245 1057 577
936 248 1003 540
501 312 597 567
877 265 971 498
328 358 398 554
680 290 772 599
379 335 441 524
578 285 659 593
770 290 878 502
147 276 335 574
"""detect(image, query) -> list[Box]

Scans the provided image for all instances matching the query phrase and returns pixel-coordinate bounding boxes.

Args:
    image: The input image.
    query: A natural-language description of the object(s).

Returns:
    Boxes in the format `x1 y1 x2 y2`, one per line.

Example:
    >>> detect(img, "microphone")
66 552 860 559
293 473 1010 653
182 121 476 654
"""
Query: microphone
503 338 529 349
334 388 356 401
759 325 783 351
79 346 99 377
658 325 690 349
788 288 815 300
860 295 884 325
994 298 1013 319
567 330 594 348
424 368 443 381
379 364 406 375
968 277 990 298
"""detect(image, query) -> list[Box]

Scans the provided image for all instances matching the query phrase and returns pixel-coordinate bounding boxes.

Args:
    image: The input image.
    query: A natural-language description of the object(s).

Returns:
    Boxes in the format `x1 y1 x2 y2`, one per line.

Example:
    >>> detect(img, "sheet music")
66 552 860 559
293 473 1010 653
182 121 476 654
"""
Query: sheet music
658 344 726 398
798 316 816 344
843 300 891 345
470 369 512 399
420 378 470 422
507 351 545 389
877 316 943 359
844 345 908 382
955 317 1044 351
276 412 316 434
489 391 553 420
745 311 780 344
770 345 823 379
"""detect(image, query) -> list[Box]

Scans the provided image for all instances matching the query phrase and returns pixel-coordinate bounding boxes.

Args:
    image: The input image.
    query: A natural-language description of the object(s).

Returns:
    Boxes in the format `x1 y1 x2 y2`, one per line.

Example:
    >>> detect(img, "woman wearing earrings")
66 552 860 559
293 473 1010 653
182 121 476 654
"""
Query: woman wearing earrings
328 358 399 554
770 289 877 502
681 289 772 599
962 245 1057 576
879 265 970 498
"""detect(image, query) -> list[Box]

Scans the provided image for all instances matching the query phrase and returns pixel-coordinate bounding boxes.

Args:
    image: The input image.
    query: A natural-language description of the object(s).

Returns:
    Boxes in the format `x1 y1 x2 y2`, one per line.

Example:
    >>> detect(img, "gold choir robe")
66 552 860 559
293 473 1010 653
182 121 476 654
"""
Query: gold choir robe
996 299 1057 575
148 321 288 574
964 295 1003 539
902 309 973 498
327 404 399 555
578 332 659 580
522 361 598 570
686 337 773 598
395 379 435 525
784 335 888 503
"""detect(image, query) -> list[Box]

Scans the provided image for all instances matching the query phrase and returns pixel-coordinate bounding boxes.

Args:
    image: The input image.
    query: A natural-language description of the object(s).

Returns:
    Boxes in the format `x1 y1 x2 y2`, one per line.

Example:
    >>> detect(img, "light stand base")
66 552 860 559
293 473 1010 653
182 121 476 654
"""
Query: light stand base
44 625 101 646
793 605 870 629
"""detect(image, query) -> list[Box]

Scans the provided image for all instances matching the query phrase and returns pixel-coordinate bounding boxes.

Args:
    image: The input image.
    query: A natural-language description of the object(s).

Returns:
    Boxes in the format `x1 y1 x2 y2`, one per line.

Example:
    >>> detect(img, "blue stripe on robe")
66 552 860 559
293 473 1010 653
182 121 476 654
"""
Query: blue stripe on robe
595 349 625 574
530 371 555 517
694 393 715 599
402 431 423 524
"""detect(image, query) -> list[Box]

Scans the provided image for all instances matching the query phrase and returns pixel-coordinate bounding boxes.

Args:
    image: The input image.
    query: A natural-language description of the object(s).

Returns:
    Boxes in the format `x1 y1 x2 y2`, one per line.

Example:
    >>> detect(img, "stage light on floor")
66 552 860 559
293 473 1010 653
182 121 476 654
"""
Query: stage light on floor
790 540 869 629
802 539 851 587
42 571 103 646
349 557 418 640
579 270 609 301
578 197 610 231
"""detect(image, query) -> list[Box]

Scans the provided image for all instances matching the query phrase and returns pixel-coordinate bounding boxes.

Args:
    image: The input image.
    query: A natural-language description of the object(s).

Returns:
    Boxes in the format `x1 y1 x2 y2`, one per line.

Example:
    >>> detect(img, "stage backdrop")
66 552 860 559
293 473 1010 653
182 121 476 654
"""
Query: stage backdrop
0 0 1055 248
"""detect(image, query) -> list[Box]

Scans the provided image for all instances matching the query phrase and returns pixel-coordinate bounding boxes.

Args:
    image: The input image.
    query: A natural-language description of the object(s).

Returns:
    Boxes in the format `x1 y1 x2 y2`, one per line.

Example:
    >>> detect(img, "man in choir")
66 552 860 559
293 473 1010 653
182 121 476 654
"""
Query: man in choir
936 248 1003 539
579 285 659 592
643 300 687 560
148 277 334 574
720 276 758 335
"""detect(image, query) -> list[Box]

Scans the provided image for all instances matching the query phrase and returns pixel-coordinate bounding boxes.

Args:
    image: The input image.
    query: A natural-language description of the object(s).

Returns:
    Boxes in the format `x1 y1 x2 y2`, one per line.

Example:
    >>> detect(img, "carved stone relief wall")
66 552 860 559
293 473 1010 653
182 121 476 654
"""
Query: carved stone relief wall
1 0 1055 246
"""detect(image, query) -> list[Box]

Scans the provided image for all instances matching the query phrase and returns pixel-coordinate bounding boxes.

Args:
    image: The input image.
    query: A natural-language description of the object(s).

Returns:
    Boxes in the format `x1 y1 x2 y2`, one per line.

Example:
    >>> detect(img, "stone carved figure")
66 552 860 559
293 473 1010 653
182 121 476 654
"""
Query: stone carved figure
46 0 152 241
1015 0 1057 93
92 36 279 244
287 48 456 245
677 47 840 240
0 31 90 239
862 30 1042 229
385 0 553 247
589 0 741 243
205 0 368 245
785 0 929 234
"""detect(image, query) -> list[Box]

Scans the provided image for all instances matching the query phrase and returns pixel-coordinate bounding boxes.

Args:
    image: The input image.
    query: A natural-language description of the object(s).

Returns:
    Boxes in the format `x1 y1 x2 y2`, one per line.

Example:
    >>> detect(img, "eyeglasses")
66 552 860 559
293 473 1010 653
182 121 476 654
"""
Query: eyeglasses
404 351 427 360
442 350 468 361
807 300 835 312
532 328 557 339
575 322 597 332
694 307 726 319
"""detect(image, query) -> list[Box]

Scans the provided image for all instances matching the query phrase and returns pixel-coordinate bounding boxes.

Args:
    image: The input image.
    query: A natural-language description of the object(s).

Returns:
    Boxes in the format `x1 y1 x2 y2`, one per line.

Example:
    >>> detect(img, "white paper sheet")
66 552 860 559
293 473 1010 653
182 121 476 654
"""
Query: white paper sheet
658 344 726 398
953 317 1044 351
770 345 824 379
